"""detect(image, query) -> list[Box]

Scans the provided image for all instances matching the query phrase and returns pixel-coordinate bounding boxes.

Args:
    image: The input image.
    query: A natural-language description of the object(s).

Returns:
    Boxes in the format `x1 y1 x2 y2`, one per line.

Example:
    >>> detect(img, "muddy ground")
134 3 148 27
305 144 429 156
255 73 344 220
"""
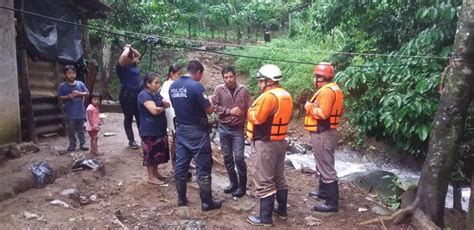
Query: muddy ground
0 50 461 229
0 111 406 229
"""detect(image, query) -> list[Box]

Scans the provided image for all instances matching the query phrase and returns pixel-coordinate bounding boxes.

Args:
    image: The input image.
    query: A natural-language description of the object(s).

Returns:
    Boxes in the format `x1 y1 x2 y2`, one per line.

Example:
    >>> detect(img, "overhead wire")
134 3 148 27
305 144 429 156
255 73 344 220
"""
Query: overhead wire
0 4 449 68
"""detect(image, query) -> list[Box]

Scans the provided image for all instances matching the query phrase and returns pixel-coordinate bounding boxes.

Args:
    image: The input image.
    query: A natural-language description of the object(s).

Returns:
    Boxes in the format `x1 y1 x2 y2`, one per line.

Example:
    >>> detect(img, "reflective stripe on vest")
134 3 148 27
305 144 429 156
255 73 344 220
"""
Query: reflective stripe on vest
304 83 343 132
246 88 293 141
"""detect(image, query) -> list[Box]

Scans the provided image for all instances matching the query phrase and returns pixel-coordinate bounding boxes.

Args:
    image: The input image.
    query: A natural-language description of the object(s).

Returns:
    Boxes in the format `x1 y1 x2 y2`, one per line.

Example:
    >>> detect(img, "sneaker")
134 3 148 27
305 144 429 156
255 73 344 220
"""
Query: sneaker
80 145 89 151
129 141 140 149
67 145 75 152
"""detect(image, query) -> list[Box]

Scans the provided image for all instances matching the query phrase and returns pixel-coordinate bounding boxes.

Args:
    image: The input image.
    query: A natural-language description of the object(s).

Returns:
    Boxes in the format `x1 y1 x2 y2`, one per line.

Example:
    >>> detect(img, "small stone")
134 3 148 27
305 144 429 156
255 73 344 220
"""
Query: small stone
304 215 322 226
23 211 40 220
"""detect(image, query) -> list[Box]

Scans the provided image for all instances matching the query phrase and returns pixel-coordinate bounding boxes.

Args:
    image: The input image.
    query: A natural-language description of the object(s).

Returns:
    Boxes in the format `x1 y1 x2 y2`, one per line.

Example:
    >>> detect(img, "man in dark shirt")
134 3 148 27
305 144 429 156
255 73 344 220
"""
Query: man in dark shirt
170 60 222 211
213 66 251 198
116 44 143 149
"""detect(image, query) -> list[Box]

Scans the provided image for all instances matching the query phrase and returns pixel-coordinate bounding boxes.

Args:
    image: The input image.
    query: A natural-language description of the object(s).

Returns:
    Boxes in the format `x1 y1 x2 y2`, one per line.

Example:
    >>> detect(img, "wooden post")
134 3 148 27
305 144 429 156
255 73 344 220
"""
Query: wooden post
81 17 95 97
55 61 67 137
19 50 37 143
17 0 37 143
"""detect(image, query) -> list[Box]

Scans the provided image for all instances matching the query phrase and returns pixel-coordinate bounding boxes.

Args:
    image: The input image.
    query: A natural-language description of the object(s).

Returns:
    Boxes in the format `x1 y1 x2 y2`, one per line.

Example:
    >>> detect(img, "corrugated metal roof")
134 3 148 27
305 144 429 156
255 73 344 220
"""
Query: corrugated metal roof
72 0 113 19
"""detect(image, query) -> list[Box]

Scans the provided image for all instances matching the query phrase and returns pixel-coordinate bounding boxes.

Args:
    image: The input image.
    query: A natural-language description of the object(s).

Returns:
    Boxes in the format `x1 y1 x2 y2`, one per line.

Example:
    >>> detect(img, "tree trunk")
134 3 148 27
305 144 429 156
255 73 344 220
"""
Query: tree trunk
289 14 291 34
414 1 474 227
467 168 474 230
188 20 191 39
247 17 251 39
452 181 463 211
100 40 113 100
224 18 228 42
237 25 241 43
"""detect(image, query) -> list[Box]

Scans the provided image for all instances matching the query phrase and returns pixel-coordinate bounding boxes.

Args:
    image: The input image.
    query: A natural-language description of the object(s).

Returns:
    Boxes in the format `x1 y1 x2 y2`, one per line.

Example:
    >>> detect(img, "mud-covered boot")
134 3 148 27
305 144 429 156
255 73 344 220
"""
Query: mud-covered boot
273 189 288 219
312 181 338 212
232 174 247 198
199 183 222 211
308 177 327 199
247 195 274 226
224 171 238 194
176 180 188 206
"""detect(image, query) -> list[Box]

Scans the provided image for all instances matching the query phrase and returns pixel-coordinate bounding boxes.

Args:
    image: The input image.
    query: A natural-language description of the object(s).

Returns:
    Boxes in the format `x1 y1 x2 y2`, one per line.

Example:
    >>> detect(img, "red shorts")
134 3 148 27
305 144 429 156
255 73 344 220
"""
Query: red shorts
88 130 99 137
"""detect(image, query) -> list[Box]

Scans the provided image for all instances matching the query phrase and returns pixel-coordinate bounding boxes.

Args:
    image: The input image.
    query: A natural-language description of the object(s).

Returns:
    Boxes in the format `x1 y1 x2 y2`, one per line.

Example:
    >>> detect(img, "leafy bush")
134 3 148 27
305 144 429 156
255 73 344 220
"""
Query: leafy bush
227 37 342 115
333 2 459 154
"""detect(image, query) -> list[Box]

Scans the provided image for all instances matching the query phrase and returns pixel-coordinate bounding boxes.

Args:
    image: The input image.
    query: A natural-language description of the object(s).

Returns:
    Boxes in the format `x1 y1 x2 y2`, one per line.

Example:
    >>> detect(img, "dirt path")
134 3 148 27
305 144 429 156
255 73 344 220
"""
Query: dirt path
0 51 413 229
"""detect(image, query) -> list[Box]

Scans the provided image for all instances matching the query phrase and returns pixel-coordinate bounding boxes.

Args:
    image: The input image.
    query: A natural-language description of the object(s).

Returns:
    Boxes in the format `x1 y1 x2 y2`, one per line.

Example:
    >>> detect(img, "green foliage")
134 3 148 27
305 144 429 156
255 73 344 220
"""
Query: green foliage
320 0 461 155
381 174 403 210
91 0 470 157
227 37 342 109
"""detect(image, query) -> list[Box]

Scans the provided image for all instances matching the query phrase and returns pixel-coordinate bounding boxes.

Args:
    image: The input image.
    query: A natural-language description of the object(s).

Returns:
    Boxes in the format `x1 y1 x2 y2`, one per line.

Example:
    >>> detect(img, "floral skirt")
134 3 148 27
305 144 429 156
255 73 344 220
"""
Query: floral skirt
142 135 170 166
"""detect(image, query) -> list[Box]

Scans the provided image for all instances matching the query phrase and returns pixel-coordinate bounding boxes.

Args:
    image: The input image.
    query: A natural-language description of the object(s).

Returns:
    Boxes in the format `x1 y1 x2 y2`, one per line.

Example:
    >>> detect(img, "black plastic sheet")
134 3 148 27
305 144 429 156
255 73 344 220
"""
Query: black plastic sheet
23 0 83 62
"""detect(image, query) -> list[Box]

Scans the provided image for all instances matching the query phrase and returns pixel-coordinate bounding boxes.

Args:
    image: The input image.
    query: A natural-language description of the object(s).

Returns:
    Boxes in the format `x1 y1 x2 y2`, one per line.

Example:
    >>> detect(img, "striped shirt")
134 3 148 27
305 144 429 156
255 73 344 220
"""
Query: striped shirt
213 83 251 127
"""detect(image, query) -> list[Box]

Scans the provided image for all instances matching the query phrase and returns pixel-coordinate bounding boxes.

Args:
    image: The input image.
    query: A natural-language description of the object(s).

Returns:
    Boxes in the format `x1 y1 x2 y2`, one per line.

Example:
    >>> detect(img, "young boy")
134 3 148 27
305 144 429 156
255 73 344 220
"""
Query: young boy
86 93 102 155
58 65 90 152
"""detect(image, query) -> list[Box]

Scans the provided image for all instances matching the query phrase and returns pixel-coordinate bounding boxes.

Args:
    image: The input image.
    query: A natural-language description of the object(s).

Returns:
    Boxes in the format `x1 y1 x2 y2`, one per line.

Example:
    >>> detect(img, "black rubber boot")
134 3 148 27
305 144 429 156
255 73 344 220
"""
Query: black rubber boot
308 177 327 199
312 181 338 212
224 172 238 194
273 189 288 219
247 195 274 226
199 183 222 211
232 174 247 198
176 180 188 206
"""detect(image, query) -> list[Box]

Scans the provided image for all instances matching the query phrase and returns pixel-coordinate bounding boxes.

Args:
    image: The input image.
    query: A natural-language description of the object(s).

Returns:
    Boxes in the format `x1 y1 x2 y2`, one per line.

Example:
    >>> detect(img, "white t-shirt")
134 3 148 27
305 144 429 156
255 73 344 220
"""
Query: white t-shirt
160 79 176 132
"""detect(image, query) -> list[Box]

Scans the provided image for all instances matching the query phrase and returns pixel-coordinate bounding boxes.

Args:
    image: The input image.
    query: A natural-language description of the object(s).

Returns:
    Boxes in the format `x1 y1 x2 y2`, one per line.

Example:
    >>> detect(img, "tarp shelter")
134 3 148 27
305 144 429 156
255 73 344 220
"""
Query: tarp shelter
16 0 111 142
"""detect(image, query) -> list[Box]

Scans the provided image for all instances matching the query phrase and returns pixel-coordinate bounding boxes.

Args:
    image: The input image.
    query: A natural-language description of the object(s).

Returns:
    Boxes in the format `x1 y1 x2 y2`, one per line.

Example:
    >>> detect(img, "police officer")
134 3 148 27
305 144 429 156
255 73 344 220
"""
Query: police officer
305 62 344 212
246 64 293 226
169 60 222 211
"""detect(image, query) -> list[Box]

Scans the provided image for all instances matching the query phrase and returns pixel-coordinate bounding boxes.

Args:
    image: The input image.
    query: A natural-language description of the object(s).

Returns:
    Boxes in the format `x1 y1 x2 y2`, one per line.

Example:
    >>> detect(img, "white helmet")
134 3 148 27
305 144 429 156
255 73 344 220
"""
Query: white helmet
257 64 283 81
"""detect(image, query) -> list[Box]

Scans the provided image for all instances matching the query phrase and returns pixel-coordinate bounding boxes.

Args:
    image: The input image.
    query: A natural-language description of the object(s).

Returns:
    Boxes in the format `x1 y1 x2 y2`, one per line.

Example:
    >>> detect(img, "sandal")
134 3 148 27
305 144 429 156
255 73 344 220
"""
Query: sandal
147 178 165 185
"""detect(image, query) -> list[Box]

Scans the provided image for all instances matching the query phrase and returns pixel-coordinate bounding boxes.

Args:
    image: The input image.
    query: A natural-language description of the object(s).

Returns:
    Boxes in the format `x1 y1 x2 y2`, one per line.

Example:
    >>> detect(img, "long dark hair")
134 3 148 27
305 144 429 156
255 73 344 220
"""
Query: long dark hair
143 72 160 89
167 63 182 80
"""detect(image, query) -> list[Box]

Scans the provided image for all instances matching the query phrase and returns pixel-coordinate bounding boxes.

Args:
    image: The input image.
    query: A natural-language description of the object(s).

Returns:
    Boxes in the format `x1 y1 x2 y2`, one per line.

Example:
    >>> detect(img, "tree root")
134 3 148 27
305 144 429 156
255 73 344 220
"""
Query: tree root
359 206 439 229
359 206 414 226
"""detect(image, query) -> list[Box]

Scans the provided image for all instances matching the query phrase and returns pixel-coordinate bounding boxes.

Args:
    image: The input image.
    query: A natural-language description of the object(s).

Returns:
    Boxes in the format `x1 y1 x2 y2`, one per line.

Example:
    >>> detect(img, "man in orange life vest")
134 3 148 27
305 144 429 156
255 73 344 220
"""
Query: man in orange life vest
246 64 293 226
304 62 344 212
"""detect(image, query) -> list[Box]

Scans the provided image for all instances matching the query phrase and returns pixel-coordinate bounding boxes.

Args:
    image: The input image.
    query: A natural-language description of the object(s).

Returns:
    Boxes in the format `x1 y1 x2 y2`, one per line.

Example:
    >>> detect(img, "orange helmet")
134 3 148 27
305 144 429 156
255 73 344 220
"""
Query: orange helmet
313 62 334 78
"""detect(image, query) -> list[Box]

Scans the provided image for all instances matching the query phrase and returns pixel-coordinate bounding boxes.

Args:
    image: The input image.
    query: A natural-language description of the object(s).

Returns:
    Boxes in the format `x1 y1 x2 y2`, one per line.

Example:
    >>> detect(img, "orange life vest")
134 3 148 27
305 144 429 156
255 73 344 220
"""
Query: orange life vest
304 83 343 132
246 88 293 141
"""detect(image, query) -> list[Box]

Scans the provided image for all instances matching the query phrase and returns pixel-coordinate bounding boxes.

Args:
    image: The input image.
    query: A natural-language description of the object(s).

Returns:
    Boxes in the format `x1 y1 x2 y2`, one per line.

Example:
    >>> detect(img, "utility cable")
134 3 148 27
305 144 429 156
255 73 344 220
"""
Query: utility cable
0 4 449 67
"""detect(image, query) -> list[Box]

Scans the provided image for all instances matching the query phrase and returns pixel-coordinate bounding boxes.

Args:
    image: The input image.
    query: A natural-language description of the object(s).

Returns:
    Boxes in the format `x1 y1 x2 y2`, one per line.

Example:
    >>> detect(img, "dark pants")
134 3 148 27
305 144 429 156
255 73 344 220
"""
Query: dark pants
218 125 246 176
174 124 213 185
67 119 86 147
119 95 140 142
